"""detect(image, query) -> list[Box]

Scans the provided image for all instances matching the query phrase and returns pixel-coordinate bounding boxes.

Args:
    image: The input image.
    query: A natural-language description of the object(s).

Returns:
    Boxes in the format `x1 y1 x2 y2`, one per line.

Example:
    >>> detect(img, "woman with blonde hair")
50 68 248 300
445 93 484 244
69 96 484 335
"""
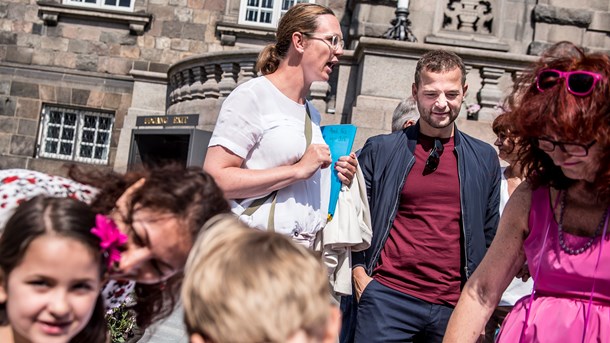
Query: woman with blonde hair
204 3 357 248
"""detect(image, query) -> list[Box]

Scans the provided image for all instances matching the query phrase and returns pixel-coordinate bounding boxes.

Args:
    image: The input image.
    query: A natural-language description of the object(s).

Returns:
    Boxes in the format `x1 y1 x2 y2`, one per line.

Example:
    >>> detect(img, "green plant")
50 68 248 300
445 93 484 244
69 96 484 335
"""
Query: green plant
106 304 138 343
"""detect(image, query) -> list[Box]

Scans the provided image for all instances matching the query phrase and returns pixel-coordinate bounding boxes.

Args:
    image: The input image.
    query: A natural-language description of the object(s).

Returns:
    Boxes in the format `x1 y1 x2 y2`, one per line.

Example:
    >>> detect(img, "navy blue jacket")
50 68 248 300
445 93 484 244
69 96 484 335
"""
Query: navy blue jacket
353 122 500 279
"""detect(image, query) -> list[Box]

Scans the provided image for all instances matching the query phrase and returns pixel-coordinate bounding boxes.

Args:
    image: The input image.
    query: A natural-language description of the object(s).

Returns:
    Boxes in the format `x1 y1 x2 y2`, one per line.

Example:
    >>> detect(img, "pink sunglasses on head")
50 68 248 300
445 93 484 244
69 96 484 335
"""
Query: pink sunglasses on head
536 69 604 96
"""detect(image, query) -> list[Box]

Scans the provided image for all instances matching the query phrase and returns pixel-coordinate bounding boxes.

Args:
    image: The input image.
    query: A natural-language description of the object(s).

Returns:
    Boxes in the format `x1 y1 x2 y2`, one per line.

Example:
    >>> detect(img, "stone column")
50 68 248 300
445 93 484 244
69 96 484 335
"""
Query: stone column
477 66 504 121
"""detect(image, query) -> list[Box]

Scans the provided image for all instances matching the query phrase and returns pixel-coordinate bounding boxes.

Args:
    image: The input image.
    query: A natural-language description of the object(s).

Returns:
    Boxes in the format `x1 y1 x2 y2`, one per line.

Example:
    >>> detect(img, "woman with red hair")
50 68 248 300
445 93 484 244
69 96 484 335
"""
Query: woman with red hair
444 41 610 342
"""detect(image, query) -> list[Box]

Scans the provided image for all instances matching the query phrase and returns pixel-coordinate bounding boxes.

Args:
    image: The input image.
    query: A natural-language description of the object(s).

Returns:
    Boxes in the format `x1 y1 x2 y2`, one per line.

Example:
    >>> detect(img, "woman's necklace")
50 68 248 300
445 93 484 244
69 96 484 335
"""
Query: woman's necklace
557 191 609 255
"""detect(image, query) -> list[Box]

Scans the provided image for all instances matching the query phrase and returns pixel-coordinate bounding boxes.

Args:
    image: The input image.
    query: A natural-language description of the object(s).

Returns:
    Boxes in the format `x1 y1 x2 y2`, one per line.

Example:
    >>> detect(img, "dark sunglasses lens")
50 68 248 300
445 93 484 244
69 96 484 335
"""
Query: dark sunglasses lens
538 70 560 90
567 73 595 94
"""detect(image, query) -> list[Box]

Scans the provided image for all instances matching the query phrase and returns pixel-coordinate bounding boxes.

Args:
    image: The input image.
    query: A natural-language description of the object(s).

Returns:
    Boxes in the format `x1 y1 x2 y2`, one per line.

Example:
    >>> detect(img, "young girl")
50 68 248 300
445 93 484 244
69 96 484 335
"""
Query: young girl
0 196 109 343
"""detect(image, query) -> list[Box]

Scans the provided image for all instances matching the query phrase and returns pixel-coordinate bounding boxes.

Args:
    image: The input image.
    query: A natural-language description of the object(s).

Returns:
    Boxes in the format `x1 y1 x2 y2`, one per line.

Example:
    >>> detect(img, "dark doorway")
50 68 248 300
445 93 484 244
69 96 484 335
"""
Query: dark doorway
128 129 212 170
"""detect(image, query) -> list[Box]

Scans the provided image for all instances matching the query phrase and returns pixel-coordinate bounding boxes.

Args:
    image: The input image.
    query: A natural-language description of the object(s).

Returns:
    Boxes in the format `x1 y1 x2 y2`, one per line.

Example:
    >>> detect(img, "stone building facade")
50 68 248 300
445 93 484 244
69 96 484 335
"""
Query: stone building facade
1 0 609 174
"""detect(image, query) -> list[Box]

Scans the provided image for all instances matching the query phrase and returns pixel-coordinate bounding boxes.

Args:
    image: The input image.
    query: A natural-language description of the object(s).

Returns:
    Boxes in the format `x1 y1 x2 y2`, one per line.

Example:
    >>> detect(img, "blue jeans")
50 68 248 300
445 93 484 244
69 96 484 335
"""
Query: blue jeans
354 279 454 343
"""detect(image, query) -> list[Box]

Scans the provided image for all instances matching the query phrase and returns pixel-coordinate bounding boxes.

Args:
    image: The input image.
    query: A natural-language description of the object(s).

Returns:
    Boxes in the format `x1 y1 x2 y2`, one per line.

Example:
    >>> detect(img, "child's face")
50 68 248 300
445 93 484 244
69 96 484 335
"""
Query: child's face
0 235 102 343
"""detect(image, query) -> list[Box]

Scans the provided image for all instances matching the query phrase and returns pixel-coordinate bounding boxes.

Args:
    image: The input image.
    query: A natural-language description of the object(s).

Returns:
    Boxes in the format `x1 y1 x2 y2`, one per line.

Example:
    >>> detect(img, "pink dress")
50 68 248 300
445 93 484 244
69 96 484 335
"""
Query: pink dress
497 187 610 343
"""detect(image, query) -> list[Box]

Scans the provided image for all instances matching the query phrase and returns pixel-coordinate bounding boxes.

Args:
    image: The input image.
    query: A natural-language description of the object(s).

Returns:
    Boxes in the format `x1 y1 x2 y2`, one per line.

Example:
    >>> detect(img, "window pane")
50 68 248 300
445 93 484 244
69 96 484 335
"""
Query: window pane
47 126 60 139
45 141 57 153
49 111 62 124
247 0 259 6
99 117 111 130
64 113 76 126
82 130 95 143
94 147 106 159
84 115 97 128
261 10 272 23
262 0 273 8
80 145 92 158
282 0 293 10
61 128 74 140
96 132 109 145
60 143 72 156
246 10 258 22
105 0 117 5
118 0 130 7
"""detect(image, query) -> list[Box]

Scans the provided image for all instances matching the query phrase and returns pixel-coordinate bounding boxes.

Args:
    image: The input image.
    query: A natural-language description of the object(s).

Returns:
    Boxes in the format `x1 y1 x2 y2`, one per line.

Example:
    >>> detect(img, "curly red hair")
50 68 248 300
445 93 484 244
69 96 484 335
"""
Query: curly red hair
504 42 610 199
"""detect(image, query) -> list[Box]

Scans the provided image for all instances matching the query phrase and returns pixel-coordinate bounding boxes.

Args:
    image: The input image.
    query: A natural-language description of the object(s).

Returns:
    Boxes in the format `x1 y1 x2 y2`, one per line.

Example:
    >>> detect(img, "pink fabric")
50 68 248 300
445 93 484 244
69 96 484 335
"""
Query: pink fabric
497 187 610 343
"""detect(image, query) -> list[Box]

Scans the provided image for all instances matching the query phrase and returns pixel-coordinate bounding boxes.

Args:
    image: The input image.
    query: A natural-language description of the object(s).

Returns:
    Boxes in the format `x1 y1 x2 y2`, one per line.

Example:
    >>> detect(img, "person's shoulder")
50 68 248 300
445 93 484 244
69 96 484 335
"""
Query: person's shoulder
457 130 497 155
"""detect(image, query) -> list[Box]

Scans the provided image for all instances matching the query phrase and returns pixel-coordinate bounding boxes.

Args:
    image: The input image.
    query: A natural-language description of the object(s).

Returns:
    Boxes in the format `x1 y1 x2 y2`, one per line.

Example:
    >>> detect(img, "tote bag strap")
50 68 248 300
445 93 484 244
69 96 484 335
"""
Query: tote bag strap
241 102 313 232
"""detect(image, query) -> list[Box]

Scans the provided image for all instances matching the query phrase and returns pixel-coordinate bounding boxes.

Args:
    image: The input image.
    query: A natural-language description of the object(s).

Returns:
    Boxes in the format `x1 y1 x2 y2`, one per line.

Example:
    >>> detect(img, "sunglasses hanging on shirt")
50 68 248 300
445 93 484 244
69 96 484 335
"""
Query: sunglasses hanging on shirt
424 139 444 174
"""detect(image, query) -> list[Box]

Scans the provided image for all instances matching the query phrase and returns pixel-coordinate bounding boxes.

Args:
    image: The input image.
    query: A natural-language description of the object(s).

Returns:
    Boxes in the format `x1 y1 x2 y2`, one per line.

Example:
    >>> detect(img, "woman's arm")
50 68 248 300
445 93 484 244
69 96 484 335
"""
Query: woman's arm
204 144 332 200
443 182 532 343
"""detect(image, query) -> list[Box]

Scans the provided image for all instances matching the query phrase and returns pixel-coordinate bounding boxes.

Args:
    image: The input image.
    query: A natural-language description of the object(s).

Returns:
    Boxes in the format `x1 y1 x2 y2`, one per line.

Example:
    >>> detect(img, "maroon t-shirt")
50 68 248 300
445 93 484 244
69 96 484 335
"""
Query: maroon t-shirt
373 134 462 306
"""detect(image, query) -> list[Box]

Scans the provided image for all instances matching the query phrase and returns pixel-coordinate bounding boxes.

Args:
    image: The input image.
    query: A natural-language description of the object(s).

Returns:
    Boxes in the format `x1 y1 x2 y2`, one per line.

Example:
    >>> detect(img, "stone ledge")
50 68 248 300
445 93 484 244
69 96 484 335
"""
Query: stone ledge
533 4 592 28
589 11 610 32
215 22 276 46
425 34 510 52
37 1 151 35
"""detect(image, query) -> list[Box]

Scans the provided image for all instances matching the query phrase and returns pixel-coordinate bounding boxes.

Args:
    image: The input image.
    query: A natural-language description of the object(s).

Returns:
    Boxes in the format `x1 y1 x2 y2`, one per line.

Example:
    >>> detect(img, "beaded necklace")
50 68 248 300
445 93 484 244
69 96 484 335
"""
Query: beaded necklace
557 191 609 255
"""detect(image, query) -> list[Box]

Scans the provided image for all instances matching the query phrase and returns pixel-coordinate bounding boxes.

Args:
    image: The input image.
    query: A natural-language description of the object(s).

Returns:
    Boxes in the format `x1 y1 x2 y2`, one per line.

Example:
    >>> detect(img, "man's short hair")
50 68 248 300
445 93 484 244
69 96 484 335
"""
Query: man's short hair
414 50 466 87
391 97 419 132
182 214 331 343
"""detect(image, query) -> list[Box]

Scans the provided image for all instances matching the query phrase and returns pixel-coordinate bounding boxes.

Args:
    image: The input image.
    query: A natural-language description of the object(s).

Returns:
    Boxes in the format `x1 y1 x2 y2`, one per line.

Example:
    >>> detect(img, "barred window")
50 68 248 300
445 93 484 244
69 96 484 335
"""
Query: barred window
37 105 114 165
63 0 134 12
239 0 314 28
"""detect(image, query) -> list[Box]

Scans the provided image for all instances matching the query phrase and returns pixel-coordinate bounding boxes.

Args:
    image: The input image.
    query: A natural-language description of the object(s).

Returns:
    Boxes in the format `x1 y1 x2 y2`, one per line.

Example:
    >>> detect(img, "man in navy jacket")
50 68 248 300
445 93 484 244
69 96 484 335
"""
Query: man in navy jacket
343 50 500 343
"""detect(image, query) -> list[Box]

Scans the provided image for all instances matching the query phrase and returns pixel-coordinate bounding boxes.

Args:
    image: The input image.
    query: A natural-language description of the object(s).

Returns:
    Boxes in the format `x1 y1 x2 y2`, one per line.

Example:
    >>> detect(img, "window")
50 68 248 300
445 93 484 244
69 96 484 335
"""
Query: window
238 0 315 28
37 105 114 165
63 0 134 12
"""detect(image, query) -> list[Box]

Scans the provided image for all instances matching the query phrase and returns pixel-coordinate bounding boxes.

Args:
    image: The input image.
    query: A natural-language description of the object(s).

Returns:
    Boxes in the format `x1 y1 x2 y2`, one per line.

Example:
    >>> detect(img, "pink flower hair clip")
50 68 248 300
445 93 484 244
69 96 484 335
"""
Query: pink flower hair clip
91 214 128 269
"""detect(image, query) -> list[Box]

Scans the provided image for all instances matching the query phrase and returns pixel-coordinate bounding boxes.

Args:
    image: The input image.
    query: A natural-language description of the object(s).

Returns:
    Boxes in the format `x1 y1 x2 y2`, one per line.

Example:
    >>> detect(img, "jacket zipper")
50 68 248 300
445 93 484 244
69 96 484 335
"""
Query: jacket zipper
456 145 470 279
368 154 415 274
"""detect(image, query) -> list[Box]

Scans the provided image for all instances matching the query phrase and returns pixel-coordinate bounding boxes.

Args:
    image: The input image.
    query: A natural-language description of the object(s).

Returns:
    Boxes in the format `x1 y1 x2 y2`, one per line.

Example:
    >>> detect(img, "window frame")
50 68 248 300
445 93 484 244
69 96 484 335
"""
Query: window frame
237 0 315 28
62 0 135 13
37 105 115 165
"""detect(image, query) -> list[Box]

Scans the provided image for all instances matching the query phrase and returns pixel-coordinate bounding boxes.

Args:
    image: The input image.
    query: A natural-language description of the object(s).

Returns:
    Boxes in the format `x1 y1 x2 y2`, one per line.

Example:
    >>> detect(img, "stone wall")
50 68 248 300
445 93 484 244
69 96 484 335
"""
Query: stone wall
0 64 132 175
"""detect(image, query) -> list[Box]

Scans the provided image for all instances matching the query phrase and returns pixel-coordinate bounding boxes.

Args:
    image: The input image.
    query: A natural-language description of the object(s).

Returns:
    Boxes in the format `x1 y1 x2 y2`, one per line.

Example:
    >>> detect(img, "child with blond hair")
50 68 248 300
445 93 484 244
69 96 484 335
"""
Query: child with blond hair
182 214 341 343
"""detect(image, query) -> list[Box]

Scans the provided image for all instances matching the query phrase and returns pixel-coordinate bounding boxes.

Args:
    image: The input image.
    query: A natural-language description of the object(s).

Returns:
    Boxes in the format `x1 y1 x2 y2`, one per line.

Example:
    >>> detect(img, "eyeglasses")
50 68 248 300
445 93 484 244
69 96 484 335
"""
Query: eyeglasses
302 32 344 51
537 138 596 157
424 139 444 173
536 69 604 96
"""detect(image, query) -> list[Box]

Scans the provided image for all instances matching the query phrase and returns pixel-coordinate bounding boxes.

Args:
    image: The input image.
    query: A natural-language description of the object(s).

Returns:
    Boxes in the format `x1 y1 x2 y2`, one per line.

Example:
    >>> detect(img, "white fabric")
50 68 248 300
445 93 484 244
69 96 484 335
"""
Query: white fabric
498 166 534 306
314 166 372 296
209 76 330 239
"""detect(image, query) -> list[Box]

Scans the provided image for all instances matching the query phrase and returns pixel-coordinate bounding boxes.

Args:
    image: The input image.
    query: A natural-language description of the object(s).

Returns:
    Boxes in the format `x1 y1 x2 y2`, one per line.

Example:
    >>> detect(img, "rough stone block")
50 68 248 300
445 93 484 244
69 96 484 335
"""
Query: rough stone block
0 3 7 18
76 54 99 72
192 9 211 24
103 93 122 110
170 39 190 51
169 0 187 6
140 48 163 62
161 21 184 39
100 31 137 45
5 47 33 64
7 3 25 21
10 81 39 99
0 117 17 133
202 0 223 11
139 35 155 49
0 155 27 169
156 36 171 49
17 118 37 136
149 62 169 73
41 36 69 51
32 51 54 66
10 135 35 156
68 40 90 54
56 87 71 105
0 97 16 117
0 81 10 95
188 0 204 10
0 31 17 45
87 90 105 107
61 24 101 41
71 89 90 106
534 4 592 27
15 98 40 120
0 134 10 154
182 23 205 40
175 7 193 22
120 45 140 59
39 85 56 102
53 52 77 69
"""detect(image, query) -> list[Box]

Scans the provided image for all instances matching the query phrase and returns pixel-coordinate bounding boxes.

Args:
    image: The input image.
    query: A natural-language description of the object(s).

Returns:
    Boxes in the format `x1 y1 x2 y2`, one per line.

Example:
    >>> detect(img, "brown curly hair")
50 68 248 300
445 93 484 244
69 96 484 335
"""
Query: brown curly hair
69 163 230 328
503 41 610 199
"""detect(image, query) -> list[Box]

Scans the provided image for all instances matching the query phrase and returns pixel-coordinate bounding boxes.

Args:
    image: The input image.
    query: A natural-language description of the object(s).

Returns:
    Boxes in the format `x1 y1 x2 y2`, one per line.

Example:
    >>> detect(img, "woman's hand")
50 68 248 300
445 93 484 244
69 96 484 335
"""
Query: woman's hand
296 144 332 179
336 152 358 186
353 266 373 302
